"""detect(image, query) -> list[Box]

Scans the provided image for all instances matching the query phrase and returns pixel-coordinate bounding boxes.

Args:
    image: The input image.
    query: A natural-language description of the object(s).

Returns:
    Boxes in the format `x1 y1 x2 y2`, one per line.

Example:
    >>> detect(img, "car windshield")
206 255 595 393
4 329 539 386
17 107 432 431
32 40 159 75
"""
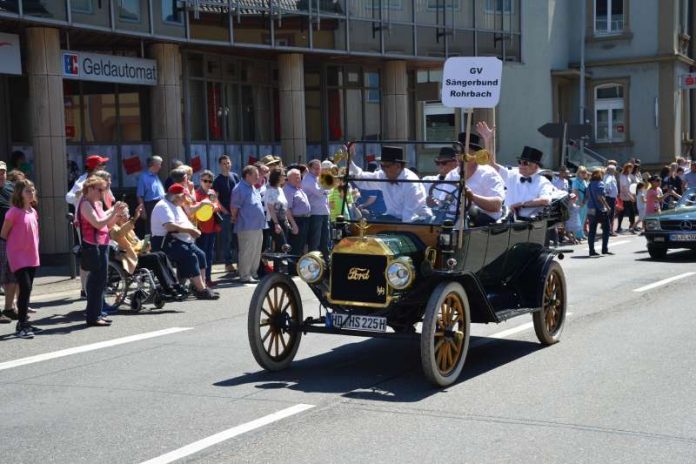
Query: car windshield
338 176 462 226
676 188 696 208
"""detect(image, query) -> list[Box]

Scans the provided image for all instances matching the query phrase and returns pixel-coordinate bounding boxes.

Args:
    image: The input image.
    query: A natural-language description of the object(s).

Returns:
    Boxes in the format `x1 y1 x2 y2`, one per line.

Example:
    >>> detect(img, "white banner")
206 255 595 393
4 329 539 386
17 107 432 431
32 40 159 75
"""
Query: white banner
0 33 22 76
61 51 158 86
441 57 503 108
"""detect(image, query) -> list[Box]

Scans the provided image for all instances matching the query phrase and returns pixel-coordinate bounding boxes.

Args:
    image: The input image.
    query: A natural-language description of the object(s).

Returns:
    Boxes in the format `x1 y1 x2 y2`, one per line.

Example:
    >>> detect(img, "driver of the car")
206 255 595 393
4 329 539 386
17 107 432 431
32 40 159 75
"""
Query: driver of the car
349 146 432 222
444 132 505 226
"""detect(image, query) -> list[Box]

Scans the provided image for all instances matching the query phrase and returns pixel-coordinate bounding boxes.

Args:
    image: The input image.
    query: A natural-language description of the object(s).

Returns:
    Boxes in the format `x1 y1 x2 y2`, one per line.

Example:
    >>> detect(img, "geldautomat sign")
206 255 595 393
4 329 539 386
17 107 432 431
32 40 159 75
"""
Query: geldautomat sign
62 51 157 86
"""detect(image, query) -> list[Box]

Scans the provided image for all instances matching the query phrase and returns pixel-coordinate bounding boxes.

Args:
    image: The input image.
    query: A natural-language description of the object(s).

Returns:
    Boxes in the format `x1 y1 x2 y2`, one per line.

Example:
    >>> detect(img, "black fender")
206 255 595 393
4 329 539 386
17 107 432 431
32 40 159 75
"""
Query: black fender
431 270 498 323
515 251 558 309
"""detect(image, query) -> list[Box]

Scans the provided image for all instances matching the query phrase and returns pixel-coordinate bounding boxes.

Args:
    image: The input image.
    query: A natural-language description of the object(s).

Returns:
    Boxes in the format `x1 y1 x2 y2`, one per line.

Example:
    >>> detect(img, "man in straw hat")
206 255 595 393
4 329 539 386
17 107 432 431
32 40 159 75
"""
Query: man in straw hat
477 121 555 219
349 146 431 222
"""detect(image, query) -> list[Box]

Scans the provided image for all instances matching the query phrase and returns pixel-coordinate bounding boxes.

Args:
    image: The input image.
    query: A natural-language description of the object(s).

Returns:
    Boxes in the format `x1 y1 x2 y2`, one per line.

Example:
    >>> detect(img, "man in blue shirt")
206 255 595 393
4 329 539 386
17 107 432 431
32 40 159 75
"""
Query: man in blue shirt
137 156 165 234
213 155 241 274
231 165 267 284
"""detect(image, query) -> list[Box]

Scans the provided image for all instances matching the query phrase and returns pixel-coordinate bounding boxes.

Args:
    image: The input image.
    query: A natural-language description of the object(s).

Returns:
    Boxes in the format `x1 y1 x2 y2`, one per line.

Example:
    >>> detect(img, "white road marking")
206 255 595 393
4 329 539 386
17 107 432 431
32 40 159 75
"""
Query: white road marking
0 327 193 371
471 312 574 348
633 272 696 293
139 404 315 464
609 240 632 247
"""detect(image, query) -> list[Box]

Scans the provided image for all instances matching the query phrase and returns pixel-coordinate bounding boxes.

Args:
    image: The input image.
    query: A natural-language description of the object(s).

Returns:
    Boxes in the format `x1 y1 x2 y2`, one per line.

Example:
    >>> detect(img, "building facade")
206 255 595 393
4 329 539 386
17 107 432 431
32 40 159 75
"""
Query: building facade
0 0 693 256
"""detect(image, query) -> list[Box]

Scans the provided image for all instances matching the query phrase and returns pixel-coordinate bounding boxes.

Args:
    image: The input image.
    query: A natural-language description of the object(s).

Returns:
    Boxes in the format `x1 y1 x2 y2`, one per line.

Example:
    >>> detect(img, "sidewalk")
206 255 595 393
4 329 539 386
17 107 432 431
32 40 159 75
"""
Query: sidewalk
24 263 234 299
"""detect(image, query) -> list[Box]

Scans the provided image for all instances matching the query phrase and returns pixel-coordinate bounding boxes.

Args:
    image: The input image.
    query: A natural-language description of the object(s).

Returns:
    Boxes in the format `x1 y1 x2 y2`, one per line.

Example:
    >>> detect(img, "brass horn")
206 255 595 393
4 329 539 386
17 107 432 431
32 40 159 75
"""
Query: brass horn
320 145 349 189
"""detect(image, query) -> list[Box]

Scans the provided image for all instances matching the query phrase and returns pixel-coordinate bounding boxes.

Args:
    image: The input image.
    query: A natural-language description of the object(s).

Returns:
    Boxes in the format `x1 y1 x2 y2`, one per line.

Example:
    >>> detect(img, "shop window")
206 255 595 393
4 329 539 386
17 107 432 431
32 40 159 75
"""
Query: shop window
1 1 19 13
484 0 513 13
24 0 66 19
423 103 455 146
594 0 624 36
188 80 206 141
594 84 626 143
118 0 140 22
71 0 94 15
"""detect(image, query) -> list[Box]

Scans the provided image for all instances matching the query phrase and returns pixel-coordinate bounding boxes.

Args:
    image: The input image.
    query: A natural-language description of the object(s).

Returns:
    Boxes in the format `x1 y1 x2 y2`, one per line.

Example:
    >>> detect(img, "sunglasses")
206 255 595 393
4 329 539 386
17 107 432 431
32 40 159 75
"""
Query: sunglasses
201 179 213 184
435 160 454 166
380 163 397 169
518 160 531 166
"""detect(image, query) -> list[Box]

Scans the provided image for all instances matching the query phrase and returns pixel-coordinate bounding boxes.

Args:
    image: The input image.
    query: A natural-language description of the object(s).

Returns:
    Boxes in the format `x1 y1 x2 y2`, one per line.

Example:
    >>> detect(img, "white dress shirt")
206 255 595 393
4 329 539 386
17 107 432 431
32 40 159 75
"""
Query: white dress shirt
446 165 505 220
498 167 554 218
350 162 432 222
65 173 88 206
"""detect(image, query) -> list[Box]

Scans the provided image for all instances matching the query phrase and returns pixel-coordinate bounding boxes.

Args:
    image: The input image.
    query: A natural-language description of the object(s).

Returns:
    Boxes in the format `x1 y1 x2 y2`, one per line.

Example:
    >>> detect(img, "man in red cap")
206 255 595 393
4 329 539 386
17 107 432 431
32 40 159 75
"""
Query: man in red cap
65 155 109 207
149 183 219 300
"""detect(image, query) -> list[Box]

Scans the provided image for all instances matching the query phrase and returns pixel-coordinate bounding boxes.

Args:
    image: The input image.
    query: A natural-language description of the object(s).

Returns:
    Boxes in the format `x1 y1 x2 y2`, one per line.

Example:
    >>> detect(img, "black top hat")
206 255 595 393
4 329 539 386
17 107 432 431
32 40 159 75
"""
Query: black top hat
378 146 406 164
457 132 482 152
518 146 544 167
435 147 457 162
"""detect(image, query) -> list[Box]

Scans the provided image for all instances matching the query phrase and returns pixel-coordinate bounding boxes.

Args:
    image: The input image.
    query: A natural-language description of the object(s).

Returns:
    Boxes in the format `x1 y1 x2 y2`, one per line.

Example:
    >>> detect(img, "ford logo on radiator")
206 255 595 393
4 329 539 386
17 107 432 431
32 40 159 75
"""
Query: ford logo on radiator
347 267 370 281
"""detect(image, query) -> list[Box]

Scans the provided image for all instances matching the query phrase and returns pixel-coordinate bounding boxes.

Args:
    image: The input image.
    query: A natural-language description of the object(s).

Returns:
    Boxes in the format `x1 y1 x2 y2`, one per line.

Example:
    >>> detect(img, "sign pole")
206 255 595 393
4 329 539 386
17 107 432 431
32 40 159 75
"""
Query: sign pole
561 122 567 169
458 107 474 248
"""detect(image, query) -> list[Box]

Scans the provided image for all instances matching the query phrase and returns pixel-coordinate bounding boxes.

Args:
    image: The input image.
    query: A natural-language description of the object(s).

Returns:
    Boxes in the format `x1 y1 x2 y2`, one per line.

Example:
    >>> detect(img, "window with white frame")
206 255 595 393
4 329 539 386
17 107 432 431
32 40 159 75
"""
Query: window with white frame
594 0 624 35
594 84 626 143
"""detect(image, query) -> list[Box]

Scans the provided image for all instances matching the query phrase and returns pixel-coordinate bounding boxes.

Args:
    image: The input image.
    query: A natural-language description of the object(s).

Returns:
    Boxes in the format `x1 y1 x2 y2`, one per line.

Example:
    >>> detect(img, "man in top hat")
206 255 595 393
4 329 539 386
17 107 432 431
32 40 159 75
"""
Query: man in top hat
477 120 554 219
349 146 432 222
443 132 505 226
424 147 458 182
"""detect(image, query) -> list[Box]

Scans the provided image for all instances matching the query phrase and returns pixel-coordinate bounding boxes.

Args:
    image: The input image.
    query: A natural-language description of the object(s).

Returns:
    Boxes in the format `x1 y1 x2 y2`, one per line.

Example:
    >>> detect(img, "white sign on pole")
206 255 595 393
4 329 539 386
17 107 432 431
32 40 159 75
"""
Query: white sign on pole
61 51 158 86
0 33 22 76
441 57 503 108
681 73 696 89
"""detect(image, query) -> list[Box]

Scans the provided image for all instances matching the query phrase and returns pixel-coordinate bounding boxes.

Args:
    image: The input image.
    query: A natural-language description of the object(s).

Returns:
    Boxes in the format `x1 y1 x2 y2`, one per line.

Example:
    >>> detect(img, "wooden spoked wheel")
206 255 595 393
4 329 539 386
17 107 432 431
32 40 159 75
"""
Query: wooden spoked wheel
421 282 470 387
533 261 567 345
248 274 303 371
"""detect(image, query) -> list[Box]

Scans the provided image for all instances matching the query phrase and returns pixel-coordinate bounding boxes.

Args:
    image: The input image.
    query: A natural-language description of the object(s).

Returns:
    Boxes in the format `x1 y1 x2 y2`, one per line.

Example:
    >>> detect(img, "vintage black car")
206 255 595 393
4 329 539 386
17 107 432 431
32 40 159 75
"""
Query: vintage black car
247 150 569 387
644 187 696 259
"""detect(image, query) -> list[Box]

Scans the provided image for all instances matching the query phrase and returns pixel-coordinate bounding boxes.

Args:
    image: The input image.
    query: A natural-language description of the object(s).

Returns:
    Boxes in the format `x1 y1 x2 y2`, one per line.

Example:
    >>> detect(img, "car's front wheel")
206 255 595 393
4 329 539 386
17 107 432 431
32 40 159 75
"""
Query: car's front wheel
420 282 470 387
248 274 303 371
533 261 567 345
647 245 667 260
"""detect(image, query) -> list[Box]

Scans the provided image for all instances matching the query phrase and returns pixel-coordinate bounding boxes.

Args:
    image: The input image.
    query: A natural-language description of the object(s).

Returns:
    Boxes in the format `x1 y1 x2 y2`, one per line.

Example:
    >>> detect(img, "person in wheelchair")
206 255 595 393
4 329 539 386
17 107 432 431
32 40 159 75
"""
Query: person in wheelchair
109 204 187 301
150 184 219 300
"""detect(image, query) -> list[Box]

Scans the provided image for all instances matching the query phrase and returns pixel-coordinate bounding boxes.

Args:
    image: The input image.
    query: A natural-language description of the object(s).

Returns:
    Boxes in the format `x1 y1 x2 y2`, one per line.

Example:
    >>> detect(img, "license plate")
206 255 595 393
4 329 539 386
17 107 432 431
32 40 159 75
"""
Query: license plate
670 233 696 241
331 313 387 333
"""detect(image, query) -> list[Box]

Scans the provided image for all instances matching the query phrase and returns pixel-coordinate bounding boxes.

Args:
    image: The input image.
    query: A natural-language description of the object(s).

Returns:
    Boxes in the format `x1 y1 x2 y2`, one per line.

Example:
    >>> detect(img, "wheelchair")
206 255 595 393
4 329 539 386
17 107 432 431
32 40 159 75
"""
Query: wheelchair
68 212 167 312
105 248 167 312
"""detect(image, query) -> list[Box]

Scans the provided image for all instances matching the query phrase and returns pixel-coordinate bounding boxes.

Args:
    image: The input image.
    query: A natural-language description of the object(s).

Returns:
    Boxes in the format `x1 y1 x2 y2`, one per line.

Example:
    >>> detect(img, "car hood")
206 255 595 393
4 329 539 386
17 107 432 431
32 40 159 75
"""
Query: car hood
647 206 696 221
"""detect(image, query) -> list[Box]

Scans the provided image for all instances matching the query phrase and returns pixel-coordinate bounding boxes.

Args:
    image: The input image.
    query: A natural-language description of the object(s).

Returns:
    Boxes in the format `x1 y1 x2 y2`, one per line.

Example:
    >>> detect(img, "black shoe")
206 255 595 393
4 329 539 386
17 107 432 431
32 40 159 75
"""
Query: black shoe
80 290 87 299
589 251 600 257
87 319 112 327
194 288 220 300
2 309 18 320
602 250 614 255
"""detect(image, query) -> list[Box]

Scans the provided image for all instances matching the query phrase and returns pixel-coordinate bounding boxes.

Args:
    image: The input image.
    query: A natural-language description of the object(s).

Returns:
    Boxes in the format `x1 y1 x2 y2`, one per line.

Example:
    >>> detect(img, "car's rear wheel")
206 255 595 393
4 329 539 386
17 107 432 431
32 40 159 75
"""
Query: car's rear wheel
248 274 303 371
420 282 470 387
647 245 667 260
533 261 567 345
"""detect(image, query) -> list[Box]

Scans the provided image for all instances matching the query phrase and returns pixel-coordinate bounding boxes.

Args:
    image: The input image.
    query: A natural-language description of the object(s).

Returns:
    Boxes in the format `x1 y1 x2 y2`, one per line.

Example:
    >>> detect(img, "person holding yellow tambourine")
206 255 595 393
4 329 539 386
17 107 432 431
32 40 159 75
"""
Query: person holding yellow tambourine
194 169 222 287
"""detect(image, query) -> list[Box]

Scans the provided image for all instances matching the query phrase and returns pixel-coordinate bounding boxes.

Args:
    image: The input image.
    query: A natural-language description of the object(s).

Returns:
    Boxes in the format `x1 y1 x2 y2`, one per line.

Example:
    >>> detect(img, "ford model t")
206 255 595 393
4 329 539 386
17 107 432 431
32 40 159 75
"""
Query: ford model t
247 143 568 387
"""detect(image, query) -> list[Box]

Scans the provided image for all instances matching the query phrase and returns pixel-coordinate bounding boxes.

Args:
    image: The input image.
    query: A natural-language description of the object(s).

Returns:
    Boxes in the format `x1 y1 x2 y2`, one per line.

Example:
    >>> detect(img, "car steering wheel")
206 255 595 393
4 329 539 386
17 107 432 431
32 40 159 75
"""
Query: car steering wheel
427 182 464 222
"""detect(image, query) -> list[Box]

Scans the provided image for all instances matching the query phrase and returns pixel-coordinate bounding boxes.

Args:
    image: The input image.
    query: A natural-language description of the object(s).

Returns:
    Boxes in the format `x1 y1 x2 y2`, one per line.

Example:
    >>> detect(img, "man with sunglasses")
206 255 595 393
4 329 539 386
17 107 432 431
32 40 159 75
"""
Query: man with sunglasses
424 147 459 182
443 132 505 226
477 122 554 219
349 146 431 222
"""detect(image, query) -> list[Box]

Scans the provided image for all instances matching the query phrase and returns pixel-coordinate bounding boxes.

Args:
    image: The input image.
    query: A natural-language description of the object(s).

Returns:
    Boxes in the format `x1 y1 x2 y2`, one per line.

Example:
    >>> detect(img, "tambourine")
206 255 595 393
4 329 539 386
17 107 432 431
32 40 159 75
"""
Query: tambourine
195 203 214 222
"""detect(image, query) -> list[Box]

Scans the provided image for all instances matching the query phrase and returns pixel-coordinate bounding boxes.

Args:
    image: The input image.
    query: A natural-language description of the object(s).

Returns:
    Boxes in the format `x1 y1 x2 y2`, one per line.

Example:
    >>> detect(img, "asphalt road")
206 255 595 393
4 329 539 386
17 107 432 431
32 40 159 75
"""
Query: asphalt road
1 234 695 463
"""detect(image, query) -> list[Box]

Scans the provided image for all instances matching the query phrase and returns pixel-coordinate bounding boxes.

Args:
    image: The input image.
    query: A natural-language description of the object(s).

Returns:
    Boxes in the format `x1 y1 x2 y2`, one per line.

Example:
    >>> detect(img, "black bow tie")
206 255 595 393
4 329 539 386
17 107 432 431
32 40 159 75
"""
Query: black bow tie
520 176 532 184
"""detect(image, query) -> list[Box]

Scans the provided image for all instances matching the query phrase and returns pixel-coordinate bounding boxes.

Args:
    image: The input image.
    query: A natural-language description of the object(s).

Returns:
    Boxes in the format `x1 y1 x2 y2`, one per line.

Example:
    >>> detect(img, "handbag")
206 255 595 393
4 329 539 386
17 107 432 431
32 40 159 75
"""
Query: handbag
80 245 100 272
615 197 624 214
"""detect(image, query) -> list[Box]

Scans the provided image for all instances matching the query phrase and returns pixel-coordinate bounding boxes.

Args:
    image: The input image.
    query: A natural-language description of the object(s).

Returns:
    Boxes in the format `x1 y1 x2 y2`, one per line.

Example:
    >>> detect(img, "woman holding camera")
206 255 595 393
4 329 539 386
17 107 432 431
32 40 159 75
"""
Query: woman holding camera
587 168 612 257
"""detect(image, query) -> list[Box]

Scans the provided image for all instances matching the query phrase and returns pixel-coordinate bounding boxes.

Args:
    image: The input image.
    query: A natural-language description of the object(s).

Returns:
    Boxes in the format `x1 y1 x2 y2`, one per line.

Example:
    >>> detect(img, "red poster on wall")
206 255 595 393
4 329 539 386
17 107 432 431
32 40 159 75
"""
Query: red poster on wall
122 155 143 175
190 155 202 173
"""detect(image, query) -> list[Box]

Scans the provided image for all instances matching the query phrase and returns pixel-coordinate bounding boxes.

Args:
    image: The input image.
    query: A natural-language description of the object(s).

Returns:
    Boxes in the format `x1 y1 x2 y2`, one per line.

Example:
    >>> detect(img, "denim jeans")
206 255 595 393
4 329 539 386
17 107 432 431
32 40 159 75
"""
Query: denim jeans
85 244 109 323
308 214 329 258
196 232 216 281
219 213 238 265
588 212 610 254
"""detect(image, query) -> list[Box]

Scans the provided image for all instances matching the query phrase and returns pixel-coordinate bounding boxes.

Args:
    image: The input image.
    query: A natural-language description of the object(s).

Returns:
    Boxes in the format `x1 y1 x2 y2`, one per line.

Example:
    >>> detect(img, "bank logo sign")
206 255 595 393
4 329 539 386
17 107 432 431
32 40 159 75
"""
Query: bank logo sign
61 51 158 86
0 32 22 76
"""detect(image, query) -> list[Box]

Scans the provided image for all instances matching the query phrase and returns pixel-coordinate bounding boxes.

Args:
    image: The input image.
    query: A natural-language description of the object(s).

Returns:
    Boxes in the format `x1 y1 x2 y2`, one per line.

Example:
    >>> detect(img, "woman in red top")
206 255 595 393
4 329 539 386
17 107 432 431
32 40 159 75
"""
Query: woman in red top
195 170 222 286
79 176 127 327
